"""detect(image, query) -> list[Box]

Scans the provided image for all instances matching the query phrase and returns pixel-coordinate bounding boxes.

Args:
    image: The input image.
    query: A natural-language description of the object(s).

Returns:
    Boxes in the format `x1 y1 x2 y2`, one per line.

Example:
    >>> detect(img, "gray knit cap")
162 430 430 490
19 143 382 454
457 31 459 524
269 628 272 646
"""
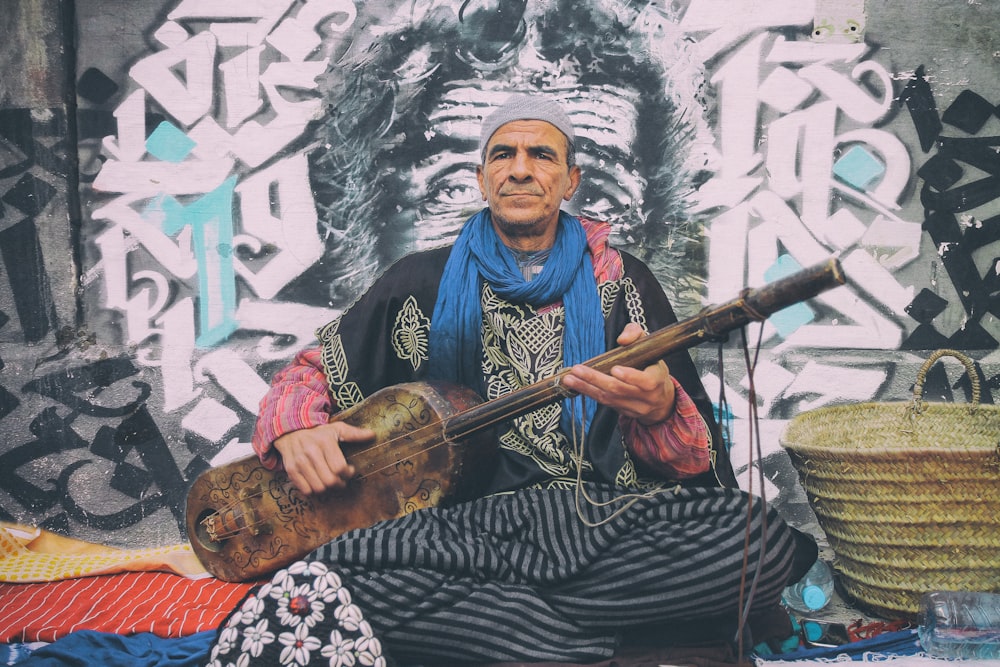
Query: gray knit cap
479 94 575 161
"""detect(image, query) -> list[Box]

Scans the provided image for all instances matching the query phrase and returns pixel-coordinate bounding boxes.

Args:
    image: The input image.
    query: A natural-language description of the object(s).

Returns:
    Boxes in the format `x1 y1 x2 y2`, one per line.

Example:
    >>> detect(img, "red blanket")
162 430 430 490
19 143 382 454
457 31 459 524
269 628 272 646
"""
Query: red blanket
0 571 252 643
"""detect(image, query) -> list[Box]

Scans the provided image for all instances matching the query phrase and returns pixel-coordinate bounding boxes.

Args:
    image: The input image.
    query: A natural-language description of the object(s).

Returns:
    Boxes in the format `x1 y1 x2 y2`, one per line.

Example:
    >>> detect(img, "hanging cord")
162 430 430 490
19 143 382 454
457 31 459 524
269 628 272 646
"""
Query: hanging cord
567 391 681 529
734 323 768 660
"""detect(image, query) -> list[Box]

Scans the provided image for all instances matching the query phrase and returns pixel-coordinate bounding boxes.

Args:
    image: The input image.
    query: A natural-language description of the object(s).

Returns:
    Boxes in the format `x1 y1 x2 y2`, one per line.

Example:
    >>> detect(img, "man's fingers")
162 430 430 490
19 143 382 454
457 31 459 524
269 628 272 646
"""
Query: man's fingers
616 322 646 346
274 422 373 495
330 421 377 444
563 358 675 424
610 360 670 391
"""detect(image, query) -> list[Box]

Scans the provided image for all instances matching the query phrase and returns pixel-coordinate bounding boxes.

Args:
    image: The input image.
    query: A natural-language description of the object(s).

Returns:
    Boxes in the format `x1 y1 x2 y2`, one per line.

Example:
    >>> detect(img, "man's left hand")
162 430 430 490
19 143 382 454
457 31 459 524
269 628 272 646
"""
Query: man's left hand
561 322 676 425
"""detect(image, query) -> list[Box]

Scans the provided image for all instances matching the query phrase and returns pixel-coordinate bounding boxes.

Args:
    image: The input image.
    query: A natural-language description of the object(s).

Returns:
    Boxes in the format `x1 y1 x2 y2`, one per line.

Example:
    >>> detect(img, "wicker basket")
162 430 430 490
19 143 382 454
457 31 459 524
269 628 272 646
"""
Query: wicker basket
780 349 1000 620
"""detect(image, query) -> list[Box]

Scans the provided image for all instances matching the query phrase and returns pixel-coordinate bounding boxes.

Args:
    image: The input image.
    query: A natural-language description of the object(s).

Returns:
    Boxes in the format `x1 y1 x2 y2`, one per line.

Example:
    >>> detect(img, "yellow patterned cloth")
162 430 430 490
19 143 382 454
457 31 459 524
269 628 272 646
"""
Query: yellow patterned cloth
0 523 208 582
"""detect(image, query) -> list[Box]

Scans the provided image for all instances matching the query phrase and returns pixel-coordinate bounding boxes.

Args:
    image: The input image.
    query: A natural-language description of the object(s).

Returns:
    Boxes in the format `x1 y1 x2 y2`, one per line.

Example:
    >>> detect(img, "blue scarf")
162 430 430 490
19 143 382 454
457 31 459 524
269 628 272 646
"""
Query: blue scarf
429 208 604 435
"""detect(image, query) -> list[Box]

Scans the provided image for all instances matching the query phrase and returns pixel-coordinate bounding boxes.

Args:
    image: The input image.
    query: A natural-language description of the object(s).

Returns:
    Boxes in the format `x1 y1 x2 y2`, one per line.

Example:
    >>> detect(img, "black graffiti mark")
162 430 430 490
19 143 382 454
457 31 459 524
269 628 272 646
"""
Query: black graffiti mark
0 308 8 371
0 406 88 511
937 136 1000 175
957 211 1000 252
117 405 188 508
2 172 58 218
57 460 171 531
916 153 963 192
922 210 992 318
905 288 948 324
902 69 1000 351
22 355 151 418
1 399 201 535
904 288 953 350
0 108 64 168
0 133 30 179
0 109 40 169
0 219 57 344
921 176 1000 213
76 109 116 140
46 405 195 534
3 351 201 533
0 383 19 420
0 295 15 390
55 405 193 533
77 67 120 106
940 90 997 135
898 65 942 153
919 212 998 349
40 512 70 534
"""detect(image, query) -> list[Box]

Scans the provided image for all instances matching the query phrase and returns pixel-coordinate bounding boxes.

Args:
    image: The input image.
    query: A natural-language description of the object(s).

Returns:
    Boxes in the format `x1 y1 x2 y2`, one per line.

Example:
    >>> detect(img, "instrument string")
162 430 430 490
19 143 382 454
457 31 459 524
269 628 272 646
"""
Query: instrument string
203 517 270 540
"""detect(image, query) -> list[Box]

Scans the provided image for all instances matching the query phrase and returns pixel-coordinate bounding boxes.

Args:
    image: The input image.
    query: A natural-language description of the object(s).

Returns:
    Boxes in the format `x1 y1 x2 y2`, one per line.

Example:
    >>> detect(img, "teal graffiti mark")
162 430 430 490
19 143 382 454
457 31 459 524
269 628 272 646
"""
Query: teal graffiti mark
713 401 734 452
146 121 196 163
764 255 816 337
154 176 240 347
833 145 885 191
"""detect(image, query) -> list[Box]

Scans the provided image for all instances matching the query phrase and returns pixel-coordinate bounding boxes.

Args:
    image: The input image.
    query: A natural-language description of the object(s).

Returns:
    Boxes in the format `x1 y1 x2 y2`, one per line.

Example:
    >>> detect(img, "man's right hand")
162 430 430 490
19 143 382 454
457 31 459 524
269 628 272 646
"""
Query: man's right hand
273 422 376 495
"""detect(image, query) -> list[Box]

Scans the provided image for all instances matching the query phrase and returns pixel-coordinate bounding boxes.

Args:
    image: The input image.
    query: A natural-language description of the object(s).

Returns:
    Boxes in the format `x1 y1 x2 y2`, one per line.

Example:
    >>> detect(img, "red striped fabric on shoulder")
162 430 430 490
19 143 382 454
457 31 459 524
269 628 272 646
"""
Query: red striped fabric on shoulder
0 572 253 643
578 217 623 283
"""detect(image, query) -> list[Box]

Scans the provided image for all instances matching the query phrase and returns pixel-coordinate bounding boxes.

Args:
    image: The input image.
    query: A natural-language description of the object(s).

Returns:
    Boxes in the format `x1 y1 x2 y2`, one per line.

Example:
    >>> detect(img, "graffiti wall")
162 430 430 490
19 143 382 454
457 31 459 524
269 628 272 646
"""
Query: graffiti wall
0 0 998 548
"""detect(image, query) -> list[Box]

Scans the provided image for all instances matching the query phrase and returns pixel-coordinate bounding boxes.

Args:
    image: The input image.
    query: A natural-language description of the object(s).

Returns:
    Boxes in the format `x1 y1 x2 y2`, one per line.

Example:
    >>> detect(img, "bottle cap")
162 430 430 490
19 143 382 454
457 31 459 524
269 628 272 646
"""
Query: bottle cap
803 620 823 642
802 584 827 610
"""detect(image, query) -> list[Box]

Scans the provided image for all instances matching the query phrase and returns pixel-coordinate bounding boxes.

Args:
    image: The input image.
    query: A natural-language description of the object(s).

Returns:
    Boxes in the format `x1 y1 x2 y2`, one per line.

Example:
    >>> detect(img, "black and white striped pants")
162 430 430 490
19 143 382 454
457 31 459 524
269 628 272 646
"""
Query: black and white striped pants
304 483 802 663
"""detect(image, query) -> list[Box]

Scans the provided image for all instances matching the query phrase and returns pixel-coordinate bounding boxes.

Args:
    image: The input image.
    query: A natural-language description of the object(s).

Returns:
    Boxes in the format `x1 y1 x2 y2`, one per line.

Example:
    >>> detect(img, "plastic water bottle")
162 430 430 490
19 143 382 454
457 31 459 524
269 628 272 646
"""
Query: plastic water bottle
782 559 834 614
918 591 1000 659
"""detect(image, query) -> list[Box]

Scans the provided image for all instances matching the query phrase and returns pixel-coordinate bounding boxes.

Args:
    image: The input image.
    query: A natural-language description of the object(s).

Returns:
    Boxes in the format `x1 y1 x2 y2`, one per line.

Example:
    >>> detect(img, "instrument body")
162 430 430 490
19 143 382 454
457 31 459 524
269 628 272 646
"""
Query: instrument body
186 258 847 582
186 381 494 581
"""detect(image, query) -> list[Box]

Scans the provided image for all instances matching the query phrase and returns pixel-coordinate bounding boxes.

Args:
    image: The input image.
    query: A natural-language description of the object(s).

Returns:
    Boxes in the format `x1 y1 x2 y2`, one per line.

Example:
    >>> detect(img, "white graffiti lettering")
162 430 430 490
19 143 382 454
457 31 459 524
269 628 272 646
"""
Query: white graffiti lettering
90 0 350 440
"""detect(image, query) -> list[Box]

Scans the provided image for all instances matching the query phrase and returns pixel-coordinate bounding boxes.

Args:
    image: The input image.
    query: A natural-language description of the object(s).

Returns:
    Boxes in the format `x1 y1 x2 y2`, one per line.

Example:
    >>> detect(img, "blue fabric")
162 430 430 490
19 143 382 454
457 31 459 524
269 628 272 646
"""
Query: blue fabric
1 643 37 665
428 208 604 433
754 628 921 662
15 631 213 667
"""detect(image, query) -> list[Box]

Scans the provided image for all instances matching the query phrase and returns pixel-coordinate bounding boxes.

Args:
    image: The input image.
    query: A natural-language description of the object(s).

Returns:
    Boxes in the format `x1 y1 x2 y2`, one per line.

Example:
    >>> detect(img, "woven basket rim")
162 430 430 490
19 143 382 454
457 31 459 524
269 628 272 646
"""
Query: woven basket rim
781 401 1000 454
784 398 1000 413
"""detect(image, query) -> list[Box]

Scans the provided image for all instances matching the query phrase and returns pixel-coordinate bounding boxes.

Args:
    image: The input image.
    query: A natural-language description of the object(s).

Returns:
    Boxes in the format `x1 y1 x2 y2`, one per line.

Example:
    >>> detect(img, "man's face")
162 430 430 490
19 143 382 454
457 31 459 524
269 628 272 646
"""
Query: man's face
476 120 581 250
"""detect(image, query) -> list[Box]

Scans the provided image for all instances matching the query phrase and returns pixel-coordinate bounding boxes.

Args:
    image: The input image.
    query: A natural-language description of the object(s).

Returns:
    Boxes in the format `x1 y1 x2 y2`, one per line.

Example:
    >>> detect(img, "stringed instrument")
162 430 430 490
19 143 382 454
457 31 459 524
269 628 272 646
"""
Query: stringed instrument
186 258 846 581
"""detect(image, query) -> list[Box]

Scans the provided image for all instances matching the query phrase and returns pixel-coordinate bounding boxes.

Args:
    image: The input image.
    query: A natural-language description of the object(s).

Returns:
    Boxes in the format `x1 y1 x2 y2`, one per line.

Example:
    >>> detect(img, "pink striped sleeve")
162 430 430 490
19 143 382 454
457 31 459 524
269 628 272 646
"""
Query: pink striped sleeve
252 346 335 470
620 378 711 479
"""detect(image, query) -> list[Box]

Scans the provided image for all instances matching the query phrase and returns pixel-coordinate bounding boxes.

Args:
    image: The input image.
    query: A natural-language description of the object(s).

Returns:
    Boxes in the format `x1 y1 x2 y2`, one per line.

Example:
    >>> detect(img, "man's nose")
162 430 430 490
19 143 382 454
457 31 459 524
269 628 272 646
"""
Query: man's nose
508 151 532 179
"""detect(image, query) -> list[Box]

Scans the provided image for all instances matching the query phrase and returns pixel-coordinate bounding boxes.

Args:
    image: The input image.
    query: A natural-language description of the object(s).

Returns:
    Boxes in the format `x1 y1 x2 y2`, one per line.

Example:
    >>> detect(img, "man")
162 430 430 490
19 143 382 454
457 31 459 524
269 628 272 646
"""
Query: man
204 96 810 667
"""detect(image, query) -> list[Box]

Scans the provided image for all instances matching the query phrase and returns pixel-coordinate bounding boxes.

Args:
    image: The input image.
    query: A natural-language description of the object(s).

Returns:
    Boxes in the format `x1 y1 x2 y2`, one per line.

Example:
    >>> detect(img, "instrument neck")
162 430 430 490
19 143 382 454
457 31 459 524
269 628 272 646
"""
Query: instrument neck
442 257 846 442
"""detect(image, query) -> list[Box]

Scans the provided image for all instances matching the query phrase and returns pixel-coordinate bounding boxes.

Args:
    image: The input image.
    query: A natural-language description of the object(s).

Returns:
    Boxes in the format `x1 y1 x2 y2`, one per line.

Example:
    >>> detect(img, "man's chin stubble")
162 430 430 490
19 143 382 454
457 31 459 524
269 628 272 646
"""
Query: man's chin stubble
490 214 550 240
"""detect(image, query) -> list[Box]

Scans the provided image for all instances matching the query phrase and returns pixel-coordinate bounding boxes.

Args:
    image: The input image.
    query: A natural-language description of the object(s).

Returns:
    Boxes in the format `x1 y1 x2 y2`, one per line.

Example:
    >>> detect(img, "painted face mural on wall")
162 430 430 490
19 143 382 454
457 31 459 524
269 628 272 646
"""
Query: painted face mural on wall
303 0 711 311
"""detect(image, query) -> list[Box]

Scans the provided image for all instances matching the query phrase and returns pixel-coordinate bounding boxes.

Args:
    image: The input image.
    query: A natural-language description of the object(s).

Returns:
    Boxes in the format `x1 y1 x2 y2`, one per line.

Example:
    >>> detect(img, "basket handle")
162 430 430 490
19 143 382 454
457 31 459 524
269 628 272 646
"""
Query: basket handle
908 348 980 416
